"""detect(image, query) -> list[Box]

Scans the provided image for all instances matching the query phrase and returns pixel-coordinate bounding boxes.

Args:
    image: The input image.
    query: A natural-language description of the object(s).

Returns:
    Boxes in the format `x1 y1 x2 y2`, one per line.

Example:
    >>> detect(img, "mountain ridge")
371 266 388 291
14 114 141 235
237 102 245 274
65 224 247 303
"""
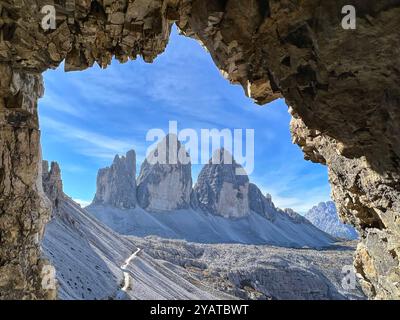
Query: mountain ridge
86 140 337 248
305 201 358 240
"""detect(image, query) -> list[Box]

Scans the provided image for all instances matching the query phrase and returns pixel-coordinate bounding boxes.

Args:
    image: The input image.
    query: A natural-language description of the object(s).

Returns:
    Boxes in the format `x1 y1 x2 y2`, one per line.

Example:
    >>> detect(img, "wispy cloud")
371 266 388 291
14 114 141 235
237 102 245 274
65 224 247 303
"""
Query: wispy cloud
254 174 331 214
40 92 85 118
250 154 331 214
41 116 132 151
40 116 143 160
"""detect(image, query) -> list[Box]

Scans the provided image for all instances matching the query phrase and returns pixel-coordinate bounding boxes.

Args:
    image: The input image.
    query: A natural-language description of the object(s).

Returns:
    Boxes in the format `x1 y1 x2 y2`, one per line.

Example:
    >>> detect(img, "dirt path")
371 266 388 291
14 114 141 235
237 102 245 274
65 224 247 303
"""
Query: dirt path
116 248 141 300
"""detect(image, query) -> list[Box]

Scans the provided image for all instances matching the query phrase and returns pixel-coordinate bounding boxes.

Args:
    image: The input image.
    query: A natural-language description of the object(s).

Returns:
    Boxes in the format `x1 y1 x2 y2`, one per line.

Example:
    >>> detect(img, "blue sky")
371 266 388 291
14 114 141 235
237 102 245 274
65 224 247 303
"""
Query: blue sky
39 27 331 213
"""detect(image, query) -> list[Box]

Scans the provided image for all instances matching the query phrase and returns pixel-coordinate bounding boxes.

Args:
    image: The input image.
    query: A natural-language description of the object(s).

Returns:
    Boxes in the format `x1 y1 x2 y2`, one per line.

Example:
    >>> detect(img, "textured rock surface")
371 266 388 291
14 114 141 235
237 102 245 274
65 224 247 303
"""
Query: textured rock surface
92 150 137 209
42 161 64 217
137 237 365 300
137 134 192 212
291 117 400 299
192 149 250 219
248 183 277 221
41 161 344 300
88 203 336 248
42 165 232 300
282 208 310 225
0 64 55 299
89 149 335 248
248 183 315 225
0 0 399 299
305 201 358 240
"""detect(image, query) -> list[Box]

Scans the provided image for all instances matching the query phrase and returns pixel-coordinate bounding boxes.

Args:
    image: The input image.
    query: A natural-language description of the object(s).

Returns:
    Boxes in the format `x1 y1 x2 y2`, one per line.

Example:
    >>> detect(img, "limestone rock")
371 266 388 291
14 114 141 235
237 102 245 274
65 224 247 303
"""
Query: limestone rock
282 208 310 225
192 149 250 219
0 64 55 300
42 161 64 216
291 116 400 299
42 193 231 300
0 0 400 299
248 183 277 221
140 237 365 300
92 150 137 209
137 134 192 212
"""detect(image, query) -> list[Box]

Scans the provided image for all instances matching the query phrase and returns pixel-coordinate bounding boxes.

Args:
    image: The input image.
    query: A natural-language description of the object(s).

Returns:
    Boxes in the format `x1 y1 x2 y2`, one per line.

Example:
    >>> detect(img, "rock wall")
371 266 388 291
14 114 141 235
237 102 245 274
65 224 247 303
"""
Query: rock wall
248 183 277 221
42 161 64 216
0 64 55 299
0 0 399 299
291 117 400 299
137 134 192 212
192 149 250 219
92 150 137 209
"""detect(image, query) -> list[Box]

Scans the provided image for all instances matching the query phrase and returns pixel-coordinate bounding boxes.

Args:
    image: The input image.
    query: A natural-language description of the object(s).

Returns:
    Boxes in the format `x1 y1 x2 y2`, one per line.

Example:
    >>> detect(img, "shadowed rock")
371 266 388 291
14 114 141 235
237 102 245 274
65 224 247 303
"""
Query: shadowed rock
1 0 400 299
137 134 192 212
192 149 250 219
248 183 277 221
42 161 64 216
92 150 137 209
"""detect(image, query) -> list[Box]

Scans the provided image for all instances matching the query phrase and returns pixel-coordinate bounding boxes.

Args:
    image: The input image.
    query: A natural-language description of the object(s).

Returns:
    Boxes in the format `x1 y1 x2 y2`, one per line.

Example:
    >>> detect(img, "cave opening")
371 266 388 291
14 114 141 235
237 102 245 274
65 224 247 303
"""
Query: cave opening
39 26 331 215
1 0 399 301
34 25 360 301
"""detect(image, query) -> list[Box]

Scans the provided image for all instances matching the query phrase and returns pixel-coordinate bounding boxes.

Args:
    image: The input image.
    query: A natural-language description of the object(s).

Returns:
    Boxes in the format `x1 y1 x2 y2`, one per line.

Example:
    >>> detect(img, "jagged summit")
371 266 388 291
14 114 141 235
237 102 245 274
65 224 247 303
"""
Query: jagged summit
248 183 277 221
50 155 335 247
92 150 137 209
191 148 250 219
283 208 310 224
85 146 336 248
42 161 64 216
305 201 358 240
137 134 192 212
144 134 191 166
208 148 247 176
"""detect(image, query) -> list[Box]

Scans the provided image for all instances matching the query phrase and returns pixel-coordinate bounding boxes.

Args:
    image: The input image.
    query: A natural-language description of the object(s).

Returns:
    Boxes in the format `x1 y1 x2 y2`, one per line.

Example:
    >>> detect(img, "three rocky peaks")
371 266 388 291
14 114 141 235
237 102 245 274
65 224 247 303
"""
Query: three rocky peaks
91 134 305 222
42 135 336 248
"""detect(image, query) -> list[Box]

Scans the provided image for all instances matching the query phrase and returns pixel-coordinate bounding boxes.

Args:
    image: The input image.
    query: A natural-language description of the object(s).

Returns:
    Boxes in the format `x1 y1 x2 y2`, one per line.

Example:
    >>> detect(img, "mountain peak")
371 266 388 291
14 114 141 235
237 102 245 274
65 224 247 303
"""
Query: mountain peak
305 201 358 240
42 160 64 216
137 136 192 212
248 183 277 221
191 149 250 219
145 134 191 166
210 148 231 163
92 149 137 209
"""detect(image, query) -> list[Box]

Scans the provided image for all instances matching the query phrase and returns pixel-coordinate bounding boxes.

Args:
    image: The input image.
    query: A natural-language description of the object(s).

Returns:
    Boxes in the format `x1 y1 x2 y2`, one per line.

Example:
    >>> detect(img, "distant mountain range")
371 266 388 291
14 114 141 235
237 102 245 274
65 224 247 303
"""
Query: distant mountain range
86 134 336 248
305 201 358 240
